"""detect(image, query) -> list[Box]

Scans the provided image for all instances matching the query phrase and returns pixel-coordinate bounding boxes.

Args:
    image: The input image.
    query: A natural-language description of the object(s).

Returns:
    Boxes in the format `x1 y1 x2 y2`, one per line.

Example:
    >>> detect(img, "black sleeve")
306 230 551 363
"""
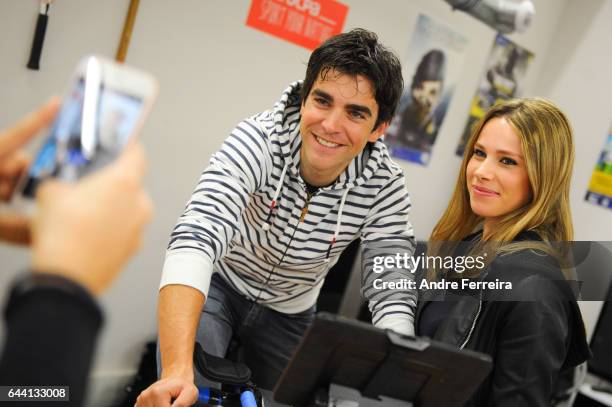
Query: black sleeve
487 275 570 407
0 273 103 407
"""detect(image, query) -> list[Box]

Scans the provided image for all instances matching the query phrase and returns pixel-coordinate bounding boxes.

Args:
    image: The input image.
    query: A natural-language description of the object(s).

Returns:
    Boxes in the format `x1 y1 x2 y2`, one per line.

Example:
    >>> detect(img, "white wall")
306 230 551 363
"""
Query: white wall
531 0 612 340
533 0 612 242
0 0 610 405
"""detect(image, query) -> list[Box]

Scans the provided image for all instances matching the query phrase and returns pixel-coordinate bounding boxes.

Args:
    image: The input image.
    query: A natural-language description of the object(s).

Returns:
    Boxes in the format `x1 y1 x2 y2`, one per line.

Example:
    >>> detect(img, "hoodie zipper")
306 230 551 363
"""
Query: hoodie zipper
299 189 315 223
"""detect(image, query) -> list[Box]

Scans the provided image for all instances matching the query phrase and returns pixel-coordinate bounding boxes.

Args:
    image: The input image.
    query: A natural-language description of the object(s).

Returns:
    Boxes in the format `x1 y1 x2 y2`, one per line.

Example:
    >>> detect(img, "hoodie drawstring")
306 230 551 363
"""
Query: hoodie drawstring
324 188 350 263
263 162 289 231
263 161 350 264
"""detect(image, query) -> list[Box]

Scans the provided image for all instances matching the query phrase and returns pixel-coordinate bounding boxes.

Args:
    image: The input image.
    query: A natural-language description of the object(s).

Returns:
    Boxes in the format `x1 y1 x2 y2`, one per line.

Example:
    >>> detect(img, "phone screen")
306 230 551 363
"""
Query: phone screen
21 77 144 198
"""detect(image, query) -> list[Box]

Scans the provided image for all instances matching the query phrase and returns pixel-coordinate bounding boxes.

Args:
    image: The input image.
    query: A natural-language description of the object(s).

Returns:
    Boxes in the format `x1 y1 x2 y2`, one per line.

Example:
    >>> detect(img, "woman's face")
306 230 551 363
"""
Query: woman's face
466 117 531 227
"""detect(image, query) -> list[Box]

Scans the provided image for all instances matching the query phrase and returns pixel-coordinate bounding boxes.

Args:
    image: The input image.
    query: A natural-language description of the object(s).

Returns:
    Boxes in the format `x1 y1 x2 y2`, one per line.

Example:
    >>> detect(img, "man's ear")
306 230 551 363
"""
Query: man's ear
300 94 309 115
368 121 390 142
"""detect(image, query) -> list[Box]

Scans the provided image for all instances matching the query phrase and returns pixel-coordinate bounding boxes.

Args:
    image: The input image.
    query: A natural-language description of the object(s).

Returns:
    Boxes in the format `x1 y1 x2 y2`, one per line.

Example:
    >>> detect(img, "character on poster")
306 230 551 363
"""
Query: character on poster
456 34 533 156
385 14 467 166
395 50 446 155
585 130 612 210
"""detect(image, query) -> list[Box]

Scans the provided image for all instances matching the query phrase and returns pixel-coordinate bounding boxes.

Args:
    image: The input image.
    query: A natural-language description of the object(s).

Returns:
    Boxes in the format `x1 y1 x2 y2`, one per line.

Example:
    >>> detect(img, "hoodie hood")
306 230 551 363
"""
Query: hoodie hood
269 81 393 191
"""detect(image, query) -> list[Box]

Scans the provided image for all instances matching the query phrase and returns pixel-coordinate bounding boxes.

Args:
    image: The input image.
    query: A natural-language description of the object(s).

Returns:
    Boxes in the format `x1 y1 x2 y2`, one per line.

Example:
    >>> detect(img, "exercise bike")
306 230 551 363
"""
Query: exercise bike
192 342 264 407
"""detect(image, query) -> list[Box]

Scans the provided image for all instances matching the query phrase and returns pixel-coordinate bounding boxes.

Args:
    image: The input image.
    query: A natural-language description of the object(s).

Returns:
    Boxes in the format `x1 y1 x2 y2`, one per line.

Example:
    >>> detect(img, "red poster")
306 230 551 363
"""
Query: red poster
246 0 349 50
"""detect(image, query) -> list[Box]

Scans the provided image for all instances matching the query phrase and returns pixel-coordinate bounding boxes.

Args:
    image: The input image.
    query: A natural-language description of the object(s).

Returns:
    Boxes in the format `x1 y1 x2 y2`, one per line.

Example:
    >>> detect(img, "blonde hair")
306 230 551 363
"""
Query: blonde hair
429 98 575 275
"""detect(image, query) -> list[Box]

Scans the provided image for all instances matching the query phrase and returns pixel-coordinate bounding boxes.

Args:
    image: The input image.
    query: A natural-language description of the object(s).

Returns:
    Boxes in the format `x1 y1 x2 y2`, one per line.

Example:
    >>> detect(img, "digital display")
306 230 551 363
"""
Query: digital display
22 78 144 198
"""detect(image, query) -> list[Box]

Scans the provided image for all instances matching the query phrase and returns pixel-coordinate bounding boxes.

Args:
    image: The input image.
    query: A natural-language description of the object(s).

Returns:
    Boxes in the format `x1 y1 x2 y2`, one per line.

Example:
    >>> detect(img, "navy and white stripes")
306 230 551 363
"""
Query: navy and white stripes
161 82 417 335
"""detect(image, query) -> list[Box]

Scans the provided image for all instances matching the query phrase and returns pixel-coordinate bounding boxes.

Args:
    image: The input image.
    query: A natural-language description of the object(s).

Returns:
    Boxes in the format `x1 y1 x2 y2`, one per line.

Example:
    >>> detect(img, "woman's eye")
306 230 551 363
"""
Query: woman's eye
473 148 486 158
500 157 518 166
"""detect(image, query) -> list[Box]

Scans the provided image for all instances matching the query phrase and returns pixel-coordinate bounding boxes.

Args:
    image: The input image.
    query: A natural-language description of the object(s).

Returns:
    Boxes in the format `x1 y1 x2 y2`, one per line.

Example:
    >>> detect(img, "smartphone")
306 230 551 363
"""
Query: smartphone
15 55 158 209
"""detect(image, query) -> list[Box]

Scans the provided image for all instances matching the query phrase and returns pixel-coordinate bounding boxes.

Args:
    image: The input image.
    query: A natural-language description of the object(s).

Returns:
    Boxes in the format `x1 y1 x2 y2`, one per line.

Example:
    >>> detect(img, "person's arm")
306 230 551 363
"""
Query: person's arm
134 286 203 407
160 117 272 295
158 285 204 381
487 275 571 406
0 274 103 407
138 118 270 407
360 171 417 336
0 100 152 404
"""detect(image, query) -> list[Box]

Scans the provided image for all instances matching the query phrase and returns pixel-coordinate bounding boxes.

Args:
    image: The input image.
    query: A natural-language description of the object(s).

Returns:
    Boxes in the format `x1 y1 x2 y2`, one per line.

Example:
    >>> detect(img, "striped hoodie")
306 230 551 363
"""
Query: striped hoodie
160 82 417 335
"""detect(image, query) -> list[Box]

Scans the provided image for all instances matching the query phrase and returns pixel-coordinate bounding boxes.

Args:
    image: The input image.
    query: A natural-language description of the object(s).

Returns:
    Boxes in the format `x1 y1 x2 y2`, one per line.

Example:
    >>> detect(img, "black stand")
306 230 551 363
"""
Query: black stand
274 313 492 407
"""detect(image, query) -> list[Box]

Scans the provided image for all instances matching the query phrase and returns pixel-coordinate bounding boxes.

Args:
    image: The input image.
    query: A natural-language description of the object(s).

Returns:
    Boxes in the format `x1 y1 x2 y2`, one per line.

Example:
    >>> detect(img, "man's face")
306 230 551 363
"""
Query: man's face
299 70 388 186
411 80 443 113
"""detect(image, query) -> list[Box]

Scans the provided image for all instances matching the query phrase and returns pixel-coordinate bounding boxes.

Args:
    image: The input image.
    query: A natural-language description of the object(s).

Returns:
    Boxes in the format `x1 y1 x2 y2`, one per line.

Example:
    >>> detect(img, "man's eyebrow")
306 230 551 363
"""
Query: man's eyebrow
311 89 373 118
312 89 332 101
346 104 372 118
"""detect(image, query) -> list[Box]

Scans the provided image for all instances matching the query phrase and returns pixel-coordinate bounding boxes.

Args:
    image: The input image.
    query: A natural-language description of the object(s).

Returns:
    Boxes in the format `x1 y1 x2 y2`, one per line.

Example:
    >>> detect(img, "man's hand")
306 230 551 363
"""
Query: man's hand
135 376 198 407
0 98 60 245
32 143 154 295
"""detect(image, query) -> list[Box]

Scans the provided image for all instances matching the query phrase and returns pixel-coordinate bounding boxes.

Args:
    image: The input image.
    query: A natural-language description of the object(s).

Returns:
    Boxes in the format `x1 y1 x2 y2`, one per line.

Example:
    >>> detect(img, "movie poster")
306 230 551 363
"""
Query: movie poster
585 129 612 210
385 14 468 166
455 34 534 156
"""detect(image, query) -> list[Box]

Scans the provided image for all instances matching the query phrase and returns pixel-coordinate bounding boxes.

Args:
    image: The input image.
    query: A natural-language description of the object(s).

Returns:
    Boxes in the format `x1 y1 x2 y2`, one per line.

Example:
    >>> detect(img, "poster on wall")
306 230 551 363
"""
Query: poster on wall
384 14 468 166
455 34 534 156
585 128 612 210
246 0 349 50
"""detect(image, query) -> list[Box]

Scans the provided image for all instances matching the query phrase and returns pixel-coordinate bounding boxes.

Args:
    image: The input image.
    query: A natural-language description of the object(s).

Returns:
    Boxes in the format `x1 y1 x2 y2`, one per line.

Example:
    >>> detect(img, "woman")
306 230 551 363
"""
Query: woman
416 98 591 406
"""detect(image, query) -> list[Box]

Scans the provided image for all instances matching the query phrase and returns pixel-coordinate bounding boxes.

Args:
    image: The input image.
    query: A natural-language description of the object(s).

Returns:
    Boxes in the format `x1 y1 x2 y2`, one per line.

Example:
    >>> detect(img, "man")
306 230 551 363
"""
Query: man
138 29 417 407
0 99 153 406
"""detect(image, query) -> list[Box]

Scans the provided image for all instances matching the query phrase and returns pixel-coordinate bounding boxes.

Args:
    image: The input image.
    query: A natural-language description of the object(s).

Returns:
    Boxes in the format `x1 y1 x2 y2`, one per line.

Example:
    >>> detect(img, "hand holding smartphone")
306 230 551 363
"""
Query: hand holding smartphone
14 55 158 209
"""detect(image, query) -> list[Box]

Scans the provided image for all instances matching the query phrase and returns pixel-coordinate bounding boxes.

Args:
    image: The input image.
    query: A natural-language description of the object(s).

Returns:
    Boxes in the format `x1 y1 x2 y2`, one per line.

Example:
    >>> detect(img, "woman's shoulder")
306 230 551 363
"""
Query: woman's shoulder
493 247 561 275
491 230 563 276
486 239 575 302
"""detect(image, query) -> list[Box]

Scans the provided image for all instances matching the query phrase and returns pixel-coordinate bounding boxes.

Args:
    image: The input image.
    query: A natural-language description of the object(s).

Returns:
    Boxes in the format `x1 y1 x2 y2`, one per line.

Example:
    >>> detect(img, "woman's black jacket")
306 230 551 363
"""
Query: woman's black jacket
415 233 591 406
